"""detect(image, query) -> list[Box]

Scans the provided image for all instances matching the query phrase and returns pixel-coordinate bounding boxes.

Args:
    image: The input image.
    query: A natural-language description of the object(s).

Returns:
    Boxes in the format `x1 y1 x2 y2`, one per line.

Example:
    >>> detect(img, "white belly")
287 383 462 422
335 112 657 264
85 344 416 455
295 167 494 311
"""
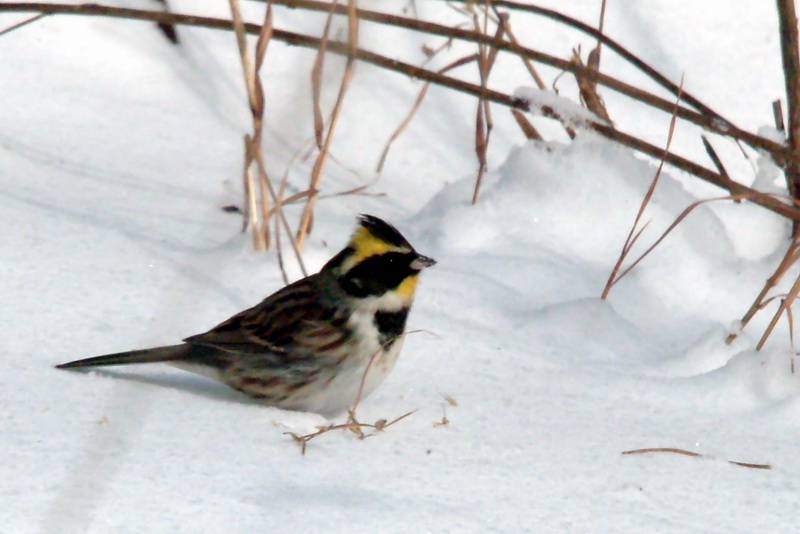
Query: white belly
292 333 405 417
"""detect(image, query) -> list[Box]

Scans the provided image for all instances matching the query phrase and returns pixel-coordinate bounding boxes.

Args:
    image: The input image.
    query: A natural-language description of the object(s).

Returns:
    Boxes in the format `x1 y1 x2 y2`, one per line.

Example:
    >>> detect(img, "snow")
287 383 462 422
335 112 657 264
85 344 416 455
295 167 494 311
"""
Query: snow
513 86 610 127
3 1 800 532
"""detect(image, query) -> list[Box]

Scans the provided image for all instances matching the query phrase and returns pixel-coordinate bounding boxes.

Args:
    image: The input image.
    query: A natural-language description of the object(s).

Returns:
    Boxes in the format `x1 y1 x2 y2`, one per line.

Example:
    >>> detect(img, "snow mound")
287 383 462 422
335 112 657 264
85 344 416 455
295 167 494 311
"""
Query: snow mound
690 349 800 410
418 135 734 264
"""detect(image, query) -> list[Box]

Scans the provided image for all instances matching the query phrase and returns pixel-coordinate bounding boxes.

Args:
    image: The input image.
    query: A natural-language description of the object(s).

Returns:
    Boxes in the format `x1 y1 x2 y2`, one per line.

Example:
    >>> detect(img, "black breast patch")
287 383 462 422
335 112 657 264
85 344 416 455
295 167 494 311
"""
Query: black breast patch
374 308 409 348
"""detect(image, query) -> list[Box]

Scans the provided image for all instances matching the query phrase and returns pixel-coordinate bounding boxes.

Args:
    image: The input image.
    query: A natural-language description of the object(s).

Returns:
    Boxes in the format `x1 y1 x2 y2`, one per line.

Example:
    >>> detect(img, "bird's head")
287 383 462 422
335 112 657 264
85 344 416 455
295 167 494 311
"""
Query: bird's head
323 215 436 303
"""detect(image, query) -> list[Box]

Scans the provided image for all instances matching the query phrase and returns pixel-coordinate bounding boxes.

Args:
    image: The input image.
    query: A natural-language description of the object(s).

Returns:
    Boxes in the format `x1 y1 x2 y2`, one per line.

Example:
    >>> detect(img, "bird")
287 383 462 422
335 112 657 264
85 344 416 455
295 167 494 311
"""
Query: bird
56 214 436 416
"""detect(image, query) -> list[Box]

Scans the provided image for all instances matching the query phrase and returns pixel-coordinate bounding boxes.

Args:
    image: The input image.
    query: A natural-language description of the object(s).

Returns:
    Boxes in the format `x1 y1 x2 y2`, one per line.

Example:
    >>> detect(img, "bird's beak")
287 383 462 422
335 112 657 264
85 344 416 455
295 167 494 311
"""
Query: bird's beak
410 254 437 271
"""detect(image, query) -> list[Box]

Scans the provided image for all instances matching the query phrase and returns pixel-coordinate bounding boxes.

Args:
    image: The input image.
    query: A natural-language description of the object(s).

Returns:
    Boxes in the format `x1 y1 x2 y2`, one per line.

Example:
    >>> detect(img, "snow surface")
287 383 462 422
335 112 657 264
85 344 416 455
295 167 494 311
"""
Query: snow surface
3 1 800 533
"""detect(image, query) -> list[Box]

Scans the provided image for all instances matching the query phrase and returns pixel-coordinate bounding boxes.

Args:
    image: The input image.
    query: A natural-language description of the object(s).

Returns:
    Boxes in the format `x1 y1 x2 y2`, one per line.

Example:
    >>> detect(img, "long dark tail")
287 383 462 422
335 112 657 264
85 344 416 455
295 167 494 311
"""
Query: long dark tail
56 344 191 370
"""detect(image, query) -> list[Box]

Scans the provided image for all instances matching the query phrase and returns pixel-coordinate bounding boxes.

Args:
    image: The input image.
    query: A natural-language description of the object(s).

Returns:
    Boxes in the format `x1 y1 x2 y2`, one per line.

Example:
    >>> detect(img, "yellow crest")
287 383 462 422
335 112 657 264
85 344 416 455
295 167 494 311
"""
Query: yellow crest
343 225 398 271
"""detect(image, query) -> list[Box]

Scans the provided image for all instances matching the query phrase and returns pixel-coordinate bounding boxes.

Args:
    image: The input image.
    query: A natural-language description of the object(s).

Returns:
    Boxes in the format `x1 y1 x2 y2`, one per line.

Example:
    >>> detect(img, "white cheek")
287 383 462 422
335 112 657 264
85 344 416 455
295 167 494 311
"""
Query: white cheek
360 291 414 312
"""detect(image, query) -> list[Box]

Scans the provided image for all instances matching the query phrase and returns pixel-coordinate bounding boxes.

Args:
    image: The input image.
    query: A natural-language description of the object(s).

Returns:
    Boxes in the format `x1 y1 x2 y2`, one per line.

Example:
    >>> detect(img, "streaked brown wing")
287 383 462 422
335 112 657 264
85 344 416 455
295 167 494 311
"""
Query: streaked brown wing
183 274 340 355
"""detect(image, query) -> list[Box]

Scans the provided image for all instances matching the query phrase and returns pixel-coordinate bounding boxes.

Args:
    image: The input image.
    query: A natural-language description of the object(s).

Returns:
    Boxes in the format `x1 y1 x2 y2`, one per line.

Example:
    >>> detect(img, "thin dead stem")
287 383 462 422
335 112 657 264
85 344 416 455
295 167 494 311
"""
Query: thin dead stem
701 135 730 178
230 0 273 249
295 0 358 249
496 12 544 88
727 234 800 344
350 328 434 414
243 136 266 250
572 46 611 124
609 193 793 299
602 76 684 299
777 0 800 224
229 0 258 115
0 12 47 36
469 0 499 204
510 109 542 140
249 137 309 277
756 270 800 350
774 99 787 134
284 409 416 455
310 0 337 149
612 195 746 284
498 13 575 139
253 5 274 249
376 53 479 174
596 0 607 62
622 447 772 470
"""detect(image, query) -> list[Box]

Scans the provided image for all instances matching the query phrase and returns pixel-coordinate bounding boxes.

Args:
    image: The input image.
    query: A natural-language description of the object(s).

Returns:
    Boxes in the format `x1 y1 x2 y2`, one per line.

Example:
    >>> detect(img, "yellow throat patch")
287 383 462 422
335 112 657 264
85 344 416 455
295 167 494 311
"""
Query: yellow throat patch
395 274 419 298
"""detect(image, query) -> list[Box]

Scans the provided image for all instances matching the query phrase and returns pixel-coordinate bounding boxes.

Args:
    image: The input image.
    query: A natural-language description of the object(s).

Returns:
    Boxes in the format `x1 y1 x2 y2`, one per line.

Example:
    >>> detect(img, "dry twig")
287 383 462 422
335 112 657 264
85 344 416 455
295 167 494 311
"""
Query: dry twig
0 12 47 36
606 192 792 301
756 269 800 350
602 77 684 299
230 0 267 249
295 0 359 249
284 409 416 455
777 0 800 221
622 447 772 470
376 54 479 174
469 0 500 204
727 235 800 344
572 46 611 124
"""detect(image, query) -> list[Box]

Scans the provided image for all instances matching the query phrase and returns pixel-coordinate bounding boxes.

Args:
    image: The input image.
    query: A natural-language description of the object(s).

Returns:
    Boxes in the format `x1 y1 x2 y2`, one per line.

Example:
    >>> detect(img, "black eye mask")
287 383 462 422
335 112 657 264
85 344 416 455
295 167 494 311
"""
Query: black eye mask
340 252 416 298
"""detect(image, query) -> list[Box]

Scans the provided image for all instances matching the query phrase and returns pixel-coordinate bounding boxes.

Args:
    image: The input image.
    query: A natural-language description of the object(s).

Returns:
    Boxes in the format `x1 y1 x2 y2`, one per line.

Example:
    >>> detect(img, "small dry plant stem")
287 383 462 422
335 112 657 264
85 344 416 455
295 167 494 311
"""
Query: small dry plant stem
596 0 607 59
622 447 772 470
295 0 359 249
756 269 800 350
569 0 611 124
350 329 433 413
607 189 800 343
495 11 544 87
701 136 730 178
777 0 800 231
241 136 258 241
727 235 800 344
601 76 684 299
229 1 307 277
285 410 416 455
249 137 309 277
376 54 478 173
0 12 47 36
470 0 499 204
230 0 271 250
252 6 274 247
774 99 787 135
495 16 549 140
609 194 765 284
571 48 611 124
310 1 336 149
